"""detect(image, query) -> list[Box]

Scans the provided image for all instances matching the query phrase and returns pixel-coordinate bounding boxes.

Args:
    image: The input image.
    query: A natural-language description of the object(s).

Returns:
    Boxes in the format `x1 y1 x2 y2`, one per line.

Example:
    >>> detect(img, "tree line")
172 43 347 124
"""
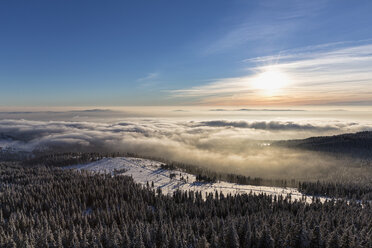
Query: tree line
20 152 372 200
298 181 372 201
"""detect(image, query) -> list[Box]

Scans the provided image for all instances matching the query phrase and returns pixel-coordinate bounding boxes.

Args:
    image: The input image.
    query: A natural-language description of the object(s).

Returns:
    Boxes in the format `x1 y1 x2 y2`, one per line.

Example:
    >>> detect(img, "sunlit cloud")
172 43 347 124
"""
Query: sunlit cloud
1 118 371 179
172 42 372 106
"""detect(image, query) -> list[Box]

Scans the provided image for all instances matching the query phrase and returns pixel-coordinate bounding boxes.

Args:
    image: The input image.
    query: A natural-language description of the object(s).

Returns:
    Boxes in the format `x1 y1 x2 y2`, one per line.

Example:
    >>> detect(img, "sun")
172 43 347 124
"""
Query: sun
251 68 290 91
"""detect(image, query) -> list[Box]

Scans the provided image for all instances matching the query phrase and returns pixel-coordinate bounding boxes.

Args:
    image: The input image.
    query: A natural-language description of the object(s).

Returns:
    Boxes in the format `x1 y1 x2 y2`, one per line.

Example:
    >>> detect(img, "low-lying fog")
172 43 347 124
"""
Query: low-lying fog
1 107 371 183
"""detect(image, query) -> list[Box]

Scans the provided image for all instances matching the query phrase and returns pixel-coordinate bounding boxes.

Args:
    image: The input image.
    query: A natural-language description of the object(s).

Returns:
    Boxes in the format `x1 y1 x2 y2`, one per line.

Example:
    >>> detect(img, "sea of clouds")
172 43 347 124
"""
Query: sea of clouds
1 115 371 181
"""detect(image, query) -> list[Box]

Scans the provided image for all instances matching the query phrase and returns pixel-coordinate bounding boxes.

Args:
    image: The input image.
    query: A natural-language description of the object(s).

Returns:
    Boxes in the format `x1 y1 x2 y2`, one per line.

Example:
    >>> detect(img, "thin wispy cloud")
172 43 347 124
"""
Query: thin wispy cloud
137 72 159 82
205 23 295 54
136 72 161 89
172 42 372 106
205 0 326 54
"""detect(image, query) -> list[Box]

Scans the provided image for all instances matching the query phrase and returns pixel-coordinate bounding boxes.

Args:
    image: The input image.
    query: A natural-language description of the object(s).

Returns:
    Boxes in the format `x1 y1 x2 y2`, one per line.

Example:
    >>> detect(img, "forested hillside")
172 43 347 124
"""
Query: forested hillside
274 131 372 159
9 152 372 200
0 163 371 248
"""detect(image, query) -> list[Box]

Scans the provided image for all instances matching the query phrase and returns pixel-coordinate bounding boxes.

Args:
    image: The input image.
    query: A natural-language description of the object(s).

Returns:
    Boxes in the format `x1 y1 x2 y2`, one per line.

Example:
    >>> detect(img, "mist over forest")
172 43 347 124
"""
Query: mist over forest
1 113 371 183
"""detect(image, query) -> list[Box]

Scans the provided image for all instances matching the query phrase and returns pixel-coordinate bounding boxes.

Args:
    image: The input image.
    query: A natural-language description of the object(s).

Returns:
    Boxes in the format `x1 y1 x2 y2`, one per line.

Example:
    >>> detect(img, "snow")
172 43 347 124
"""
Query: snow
65 157 329 203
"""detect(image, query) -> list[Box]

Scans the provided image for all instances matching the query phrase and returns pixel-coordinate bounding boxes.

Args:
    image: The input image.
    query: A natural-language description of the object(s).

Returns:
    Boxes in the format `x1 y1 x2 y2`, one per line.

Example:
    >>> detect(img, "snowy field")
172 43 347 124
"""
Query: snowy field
65 157 329 203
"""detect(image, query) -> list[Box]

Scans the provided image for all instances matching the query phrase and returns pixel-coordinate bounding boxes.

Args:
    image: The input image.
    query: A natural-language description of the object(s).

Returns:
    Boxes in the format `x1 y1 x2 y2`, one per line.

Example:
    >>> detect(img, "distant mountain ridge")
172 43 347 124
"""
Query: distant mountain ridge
274 131 372 159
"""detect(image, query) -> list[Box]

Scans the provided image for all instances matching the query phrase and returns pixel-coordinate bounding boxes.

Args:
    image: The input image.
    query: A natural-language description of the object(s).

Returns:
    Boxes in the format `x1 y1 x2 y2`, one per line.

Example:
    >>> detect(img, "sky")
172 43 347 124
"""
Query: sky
1 0 372 107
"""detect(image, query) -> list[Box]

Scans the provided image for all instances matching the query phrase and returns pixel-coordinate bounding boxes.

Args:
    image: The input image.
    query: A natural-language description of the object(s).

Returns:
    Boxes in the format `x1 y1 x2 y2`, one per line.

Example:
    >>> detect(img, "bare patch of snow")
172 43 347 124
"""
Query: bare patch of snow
65 157 329 203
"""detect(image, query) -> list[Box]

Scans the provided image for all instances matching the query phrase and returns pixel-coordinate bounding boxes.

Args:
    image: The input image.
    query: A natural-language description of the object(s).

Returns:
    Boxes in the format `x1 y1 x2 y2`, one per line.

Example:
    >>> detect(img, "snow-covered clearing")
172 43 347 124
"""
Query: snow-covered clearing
65 157 328 203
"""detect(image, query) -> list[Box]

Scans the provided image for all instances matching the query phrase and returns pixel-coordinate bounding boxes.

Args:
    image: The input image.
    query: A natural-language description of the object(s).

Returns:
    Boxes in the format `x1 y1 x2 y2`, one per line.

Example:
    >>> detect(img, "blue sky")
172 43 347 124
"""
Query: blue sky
1 0 372 107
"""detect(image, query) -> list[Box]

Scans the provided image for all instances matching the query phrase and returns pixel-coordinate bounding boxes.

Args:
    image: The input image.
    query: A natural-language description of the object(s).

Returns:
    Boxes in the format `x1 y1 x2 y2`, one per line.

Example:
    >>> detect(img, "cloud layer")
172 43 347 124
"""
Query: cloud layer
1 118 371 181
197 120 339 131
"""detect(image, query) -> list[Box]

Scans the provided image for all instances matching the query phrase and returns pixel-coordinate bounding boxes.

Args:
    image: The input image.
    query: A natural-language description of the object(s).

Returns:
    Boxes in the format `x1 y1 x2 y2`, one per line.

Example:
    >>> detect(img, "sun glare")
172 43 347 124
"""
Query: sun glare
251 68 290 91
